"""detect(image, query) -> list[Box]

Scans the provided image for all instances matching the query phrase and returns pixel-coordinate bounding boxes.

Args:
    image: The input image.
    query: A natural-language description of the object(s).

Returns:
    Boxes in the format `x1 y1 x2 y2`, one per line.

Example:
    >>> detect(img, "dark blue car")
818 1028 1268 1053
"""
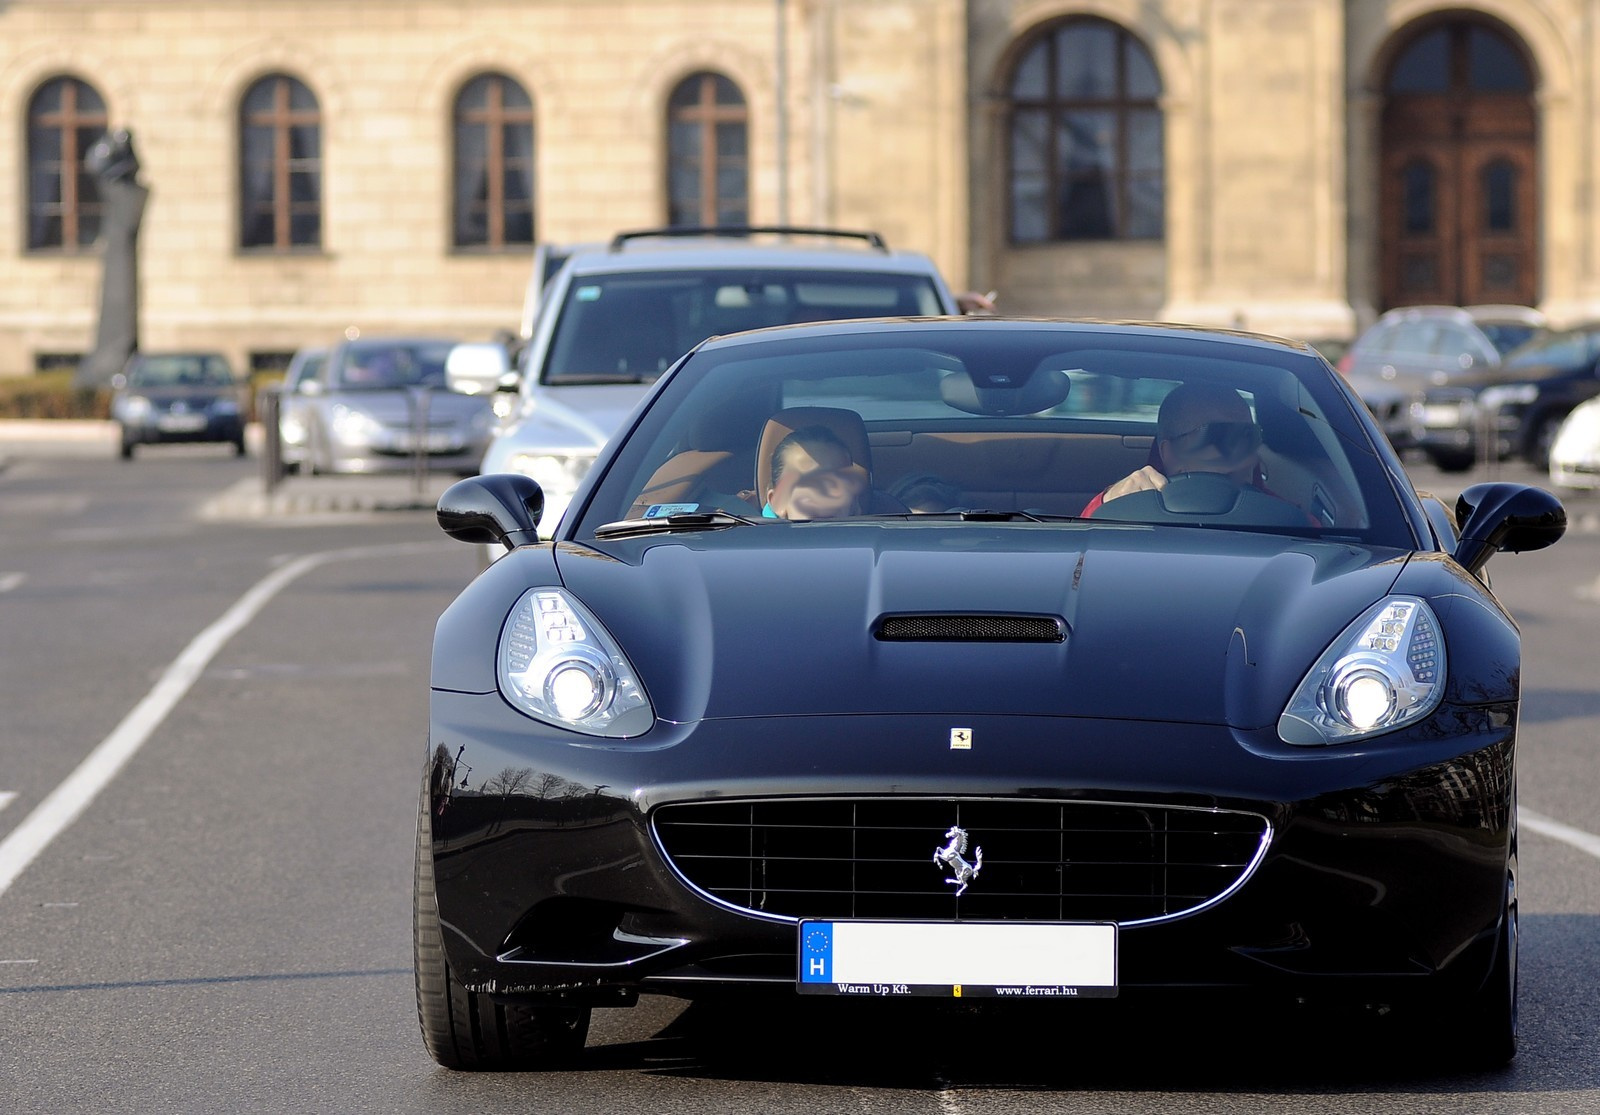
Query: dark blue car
419 318 1566 1071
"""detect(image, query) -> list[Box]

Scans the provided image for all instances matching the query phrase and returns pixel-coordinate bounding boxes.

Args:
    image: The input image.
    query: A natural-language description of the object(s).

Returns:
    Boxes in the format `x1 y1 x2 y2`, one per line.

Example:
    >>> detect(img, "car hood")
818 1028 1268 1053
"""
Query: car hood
556 525 1408 728
483 385 652 469
324 388 490 423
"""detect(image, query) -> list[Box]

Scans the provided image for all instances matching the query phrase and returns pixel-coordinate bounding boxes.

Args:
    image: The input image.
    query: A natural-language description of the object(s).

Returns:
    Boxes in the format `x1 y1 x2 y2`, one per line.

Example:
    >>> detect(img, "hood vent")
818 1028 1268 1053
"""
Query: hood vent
875 613 1064 643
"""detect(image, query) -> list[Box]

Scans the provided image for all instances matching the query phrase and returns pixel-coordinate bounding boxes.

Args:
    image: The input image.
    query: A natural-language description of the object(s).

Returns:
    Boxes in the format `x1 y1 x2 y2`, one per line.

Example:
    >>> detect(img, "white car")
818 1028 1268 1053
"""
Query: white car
1548 395 1600 490
479 227 967 541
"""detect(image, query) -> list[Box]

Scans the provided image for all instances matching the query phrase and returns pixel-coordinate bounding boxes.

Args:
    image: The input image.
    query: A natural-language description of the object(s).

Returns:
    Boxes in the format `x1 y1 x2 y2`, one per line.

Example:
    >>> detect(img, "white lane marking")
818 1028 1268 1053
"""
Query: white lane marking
0 541 441 900
0 792 15 814
0 573 24 593
1521 807 1600 861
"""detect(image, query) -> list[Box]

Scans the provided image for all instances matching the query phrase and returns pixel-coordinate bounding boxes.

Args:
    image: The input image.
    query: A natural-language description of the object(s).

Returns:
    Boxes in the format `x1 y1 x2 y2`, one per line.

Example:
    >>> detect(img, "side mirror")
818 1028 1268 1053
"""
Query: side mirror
445 342 512 397
437 473 545 551
1452 482 1566 577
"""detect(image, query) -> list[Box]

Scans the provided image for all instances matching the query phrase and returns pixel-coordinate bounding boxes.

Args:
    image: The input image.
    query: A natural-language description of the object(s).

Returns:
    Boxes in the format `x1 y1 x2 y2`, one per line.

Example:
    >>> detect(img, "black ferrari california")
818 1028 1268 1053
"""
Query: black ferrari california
418 318 1566 1070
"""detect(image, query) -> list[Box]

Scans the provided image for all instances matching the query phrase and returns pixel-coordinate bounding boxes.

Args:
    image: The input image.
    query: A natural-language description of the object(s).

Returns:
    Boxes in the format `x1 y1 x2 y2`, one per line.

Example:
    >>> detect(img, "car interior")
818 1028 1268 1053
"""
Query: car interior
607 343 1379 536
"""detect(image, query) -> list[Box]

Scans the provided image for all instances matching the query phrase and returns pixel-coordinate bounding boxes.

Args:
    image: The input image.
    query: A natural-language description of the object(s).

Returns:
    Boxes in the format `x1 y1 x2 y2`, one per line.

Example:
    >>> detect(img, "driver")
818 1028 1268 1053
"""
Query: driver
1081 382 1266 517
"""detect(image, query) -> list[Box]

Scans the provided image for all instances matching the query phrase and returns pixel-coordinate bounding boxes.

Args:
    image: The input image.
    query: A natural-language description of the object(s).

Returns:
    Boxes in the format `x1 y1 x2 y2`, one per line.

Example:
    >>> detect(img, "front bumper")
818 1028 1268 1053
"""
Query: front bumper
425 694 1514 1008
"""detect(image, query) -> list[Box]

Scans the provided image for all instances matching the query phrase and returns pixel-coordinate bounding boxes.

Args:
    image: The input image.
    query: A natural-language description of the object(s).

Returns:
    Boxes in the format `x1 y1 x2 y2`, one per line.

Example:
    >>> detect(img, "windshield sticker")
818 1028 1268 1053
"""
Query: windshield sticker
576 285 602 301
643 503 700 518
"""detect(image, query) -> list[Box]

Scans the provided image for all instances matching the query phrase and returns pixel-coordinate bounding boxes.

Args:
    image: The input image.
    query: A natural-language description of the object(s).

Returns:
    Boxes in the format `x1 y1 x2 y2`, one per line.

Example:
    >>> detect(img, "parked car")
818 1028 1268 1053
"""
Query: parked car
1418 322 1600 471
282 335 494 476
109 351 247 459
1337 304 1546 470
275 344 329 473
478 226 966 542
1548 395 1600 490
418 316 1567 1071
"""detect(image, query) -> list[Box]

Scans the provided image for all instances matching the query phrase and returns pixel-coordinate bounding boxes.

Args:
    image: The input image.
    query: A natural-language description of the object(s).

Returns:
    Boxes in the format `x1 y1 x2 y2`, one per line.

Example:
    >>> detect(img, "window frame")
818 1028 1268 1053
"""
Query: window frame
452 72 537 251
238 73 323 253
1005 17 1165 244
26 76 109 253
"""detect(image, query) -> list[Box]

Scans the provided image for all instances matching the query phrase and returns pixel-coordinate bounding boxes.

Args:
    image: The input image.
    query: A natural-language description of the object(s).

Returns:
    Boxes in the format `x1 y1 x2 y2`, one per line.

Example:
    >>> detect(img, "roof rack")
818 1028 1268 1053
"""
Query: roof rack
607 226 888 252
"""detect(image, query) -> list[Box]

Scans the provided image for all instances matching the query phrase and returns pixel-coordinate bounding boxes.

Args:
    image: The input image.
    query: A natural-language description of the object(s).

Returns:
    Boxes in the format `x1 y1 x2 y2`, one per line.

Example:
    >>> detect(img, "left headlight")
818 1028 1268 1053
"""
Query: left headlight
1279 596 1446 746
496 587 653 737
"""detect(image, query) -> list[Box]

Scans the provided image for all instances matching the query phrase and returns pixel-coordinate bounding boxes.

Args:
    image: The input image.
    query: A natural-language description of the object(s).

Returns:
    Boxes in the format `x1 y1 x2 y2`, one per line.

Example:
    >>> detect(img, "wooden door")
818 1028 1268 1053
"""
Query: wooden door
1379 20 1538 309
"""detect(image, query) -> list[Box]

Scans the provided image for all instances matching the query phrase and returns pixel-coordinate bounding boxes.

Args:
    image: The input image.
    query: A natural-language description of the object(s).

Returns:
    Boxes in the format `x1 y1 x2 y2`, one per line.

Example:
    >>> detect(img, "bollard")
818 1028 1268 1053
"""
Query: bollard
259 387 286 493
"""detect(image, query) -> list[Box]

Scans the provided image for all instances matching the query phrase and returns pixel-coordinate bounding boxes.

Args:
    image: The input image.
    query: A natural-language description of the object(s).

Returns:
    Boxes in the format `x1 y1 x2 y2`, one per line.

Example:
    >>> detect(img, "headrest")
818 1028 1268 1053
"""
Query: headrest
755 406 872 497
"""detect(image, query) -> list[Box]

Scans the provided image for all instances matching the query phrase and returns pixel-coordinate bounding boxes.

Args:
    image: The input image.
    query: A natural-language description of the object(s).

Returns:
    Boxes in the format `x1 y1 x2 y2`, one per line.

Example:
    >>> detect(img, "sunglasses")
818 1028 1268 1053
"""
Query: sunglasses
1167 420 1262 461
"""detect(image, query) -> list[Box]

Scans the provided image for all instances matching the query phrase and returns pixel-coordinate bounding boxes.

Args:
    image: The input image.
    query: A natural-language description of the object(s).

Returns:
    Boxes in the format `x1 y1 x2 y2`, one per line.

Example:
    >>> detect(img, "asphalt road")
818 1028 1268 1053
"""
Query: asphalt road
1 435 1598 1114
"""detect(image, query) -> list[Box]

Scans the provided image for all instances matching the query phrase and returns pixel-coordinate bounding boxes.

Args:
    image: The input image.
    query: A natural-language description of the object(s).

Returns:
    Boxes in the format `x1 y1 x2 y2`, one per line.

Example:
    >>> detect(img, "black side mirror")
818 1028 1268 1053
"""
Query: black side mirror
437 473 545 551
1452 482 1566 577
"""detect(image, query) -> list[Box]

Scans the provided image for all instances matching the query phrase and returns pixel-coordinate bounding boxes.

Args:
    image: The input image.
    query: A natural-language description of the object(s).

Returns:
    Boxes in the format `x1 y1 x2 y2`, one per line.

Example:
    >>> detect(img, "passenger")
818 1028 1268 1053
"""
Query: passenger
1082 382 1269 517
763 426 868 520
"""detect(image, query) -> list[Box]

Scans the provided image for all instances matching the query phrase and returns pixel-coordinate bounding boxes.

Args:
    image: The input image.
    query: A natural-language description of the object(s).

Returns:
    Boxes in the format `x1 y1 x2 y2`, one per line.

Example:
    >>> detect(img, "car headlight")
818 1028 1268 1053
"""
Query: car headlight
121 395 152 420
331 404 382 439
1279 596 1446 745
212 399 240 415
497 587 652 737
1478 383 1538 410
506 451 597 500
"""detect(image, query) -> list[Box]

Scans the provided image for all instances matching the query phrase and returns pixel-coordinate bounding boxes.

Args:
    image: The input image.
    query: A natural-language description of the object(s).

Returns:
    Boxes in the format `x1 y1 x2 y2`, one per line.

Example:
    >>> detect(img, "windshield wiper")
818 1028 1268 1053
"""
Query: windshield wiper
593 510 761 539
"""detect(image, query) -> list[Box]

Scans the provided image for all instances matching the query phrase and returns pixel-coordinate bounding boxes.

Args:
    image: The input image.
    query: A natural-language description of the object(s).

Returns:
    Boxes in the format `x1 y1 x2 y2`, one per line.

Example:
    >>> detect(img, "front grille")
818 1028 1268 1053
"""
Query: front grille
876 614 1063 642
653 798 1269 926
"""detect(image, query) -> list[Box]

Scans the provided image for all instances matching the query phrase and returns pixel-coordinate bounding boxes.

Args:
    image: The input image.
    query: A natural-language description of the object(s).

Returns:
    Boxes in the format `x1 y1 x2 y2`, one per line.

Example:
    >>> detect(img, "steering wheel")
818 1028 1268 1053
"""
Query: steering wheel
1092 471 1308 527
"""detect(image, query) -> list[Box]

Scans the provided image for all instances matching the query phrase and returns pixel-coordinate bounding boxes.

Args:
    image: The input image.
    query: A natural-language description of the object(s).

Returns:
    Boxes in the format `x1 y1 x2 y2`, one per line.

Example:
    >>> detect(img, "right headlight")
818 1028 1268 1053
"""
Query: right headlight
1278 596 1446 746
496 587 652 738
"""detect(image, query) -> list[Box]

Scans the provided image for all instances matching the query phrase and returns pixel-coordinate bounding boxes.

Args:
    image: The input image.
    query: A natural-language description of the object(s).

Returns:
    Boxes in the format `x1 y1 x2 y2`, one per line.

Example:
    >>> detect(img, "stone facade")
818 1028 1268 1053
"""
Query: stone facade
0 0 1595 377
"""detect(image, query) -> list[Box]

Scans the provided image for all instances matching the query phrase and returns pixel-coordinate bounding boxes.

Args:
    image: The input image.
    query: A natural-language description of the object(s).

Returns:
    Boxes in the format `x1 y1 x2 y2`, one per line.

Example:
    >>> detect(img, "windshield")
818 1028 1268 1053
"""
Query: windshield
575 324 1415 546
129 355 236 387
329 340 457 390
1504 327 1600 369
538 268 949 386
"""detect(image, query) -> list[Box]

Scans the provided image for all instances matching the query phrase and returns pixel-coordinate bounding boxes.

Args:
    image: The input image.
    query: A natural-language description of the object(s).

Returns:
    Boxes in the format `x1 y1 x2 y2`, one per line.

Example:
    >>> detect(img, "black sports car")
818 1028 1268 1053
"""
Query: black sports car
418 318 1566 1070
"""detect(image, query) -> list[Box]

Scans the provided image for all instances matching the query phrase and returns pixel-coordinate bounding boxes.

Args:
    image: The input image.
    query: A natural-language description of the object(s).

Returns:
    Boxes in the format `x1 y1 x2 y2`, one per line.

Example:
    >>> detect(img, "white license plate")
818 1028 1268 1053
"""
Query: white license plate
798 920 1117 998
393 432 462 453
157 413 208 432
1421 404 1462 427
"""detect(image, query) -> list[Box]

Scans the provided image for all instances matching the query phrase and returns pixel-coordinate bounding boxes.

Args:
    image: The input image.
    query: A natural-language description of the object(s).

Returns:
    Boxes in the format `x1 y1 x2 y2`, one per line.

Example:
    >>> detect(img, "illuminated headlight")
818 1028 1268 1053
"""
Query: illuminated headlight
122 395 152 420
330 404 382 440
1279 596 1446 745
506 452 596 499
496 587 652 737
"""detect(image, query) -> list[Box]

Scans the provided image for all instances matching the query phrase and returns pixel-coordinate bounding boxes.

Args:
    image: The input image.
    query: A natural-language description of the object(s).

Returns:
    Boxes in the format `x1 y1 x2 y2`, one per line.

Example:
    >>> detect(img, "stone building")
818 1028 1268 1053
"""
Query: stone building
0 0 1592 378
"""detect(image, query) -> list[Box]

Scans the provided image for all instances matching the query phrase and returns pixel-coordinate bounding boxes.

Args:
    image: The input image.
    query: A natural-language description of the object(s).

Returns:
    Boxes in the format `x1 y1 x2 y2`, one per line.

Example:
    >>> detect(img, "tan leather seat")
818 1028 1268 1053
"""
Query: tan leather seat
754 406 906 514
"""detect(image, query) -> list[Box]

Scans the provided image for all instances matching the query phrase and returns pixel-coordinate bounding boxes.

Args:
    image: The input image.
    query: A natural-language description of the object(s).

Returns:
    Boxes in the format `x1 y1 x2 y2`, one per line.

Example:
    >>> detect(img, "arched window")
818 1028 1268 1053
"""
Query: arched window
239 74 322 251
666 72 748 227
454 73 536 250
27 77 108 252
1007 18 1163 243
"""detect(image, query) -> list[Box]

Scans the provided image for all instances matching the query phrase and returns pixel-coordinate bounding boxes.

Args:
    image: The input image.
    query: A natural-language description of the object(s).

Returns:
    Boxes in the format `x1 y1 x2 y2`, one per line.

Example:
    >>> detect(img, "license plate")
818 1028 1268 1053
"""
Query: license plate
392 431 462 453
798 920 1117 998
157 413 207 432
1420 404 1462 427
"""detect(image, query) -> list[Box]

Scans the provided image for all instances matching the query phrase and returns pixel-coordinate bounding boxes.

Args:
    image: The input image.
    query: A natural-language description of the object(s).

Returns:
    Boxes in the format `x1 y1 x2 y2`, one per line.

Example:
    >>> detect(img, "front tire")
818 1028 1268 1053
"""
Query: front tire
1457 876 1518 1067
413 791 590 1070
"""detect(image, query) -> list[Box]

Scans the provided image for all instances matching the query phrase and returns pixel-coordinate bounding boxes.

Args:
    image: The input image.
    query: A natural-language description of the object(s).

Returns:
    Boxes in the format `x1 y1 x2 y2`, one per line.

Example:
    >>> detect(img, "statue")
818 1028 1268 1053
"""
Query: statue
75 128 150 390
